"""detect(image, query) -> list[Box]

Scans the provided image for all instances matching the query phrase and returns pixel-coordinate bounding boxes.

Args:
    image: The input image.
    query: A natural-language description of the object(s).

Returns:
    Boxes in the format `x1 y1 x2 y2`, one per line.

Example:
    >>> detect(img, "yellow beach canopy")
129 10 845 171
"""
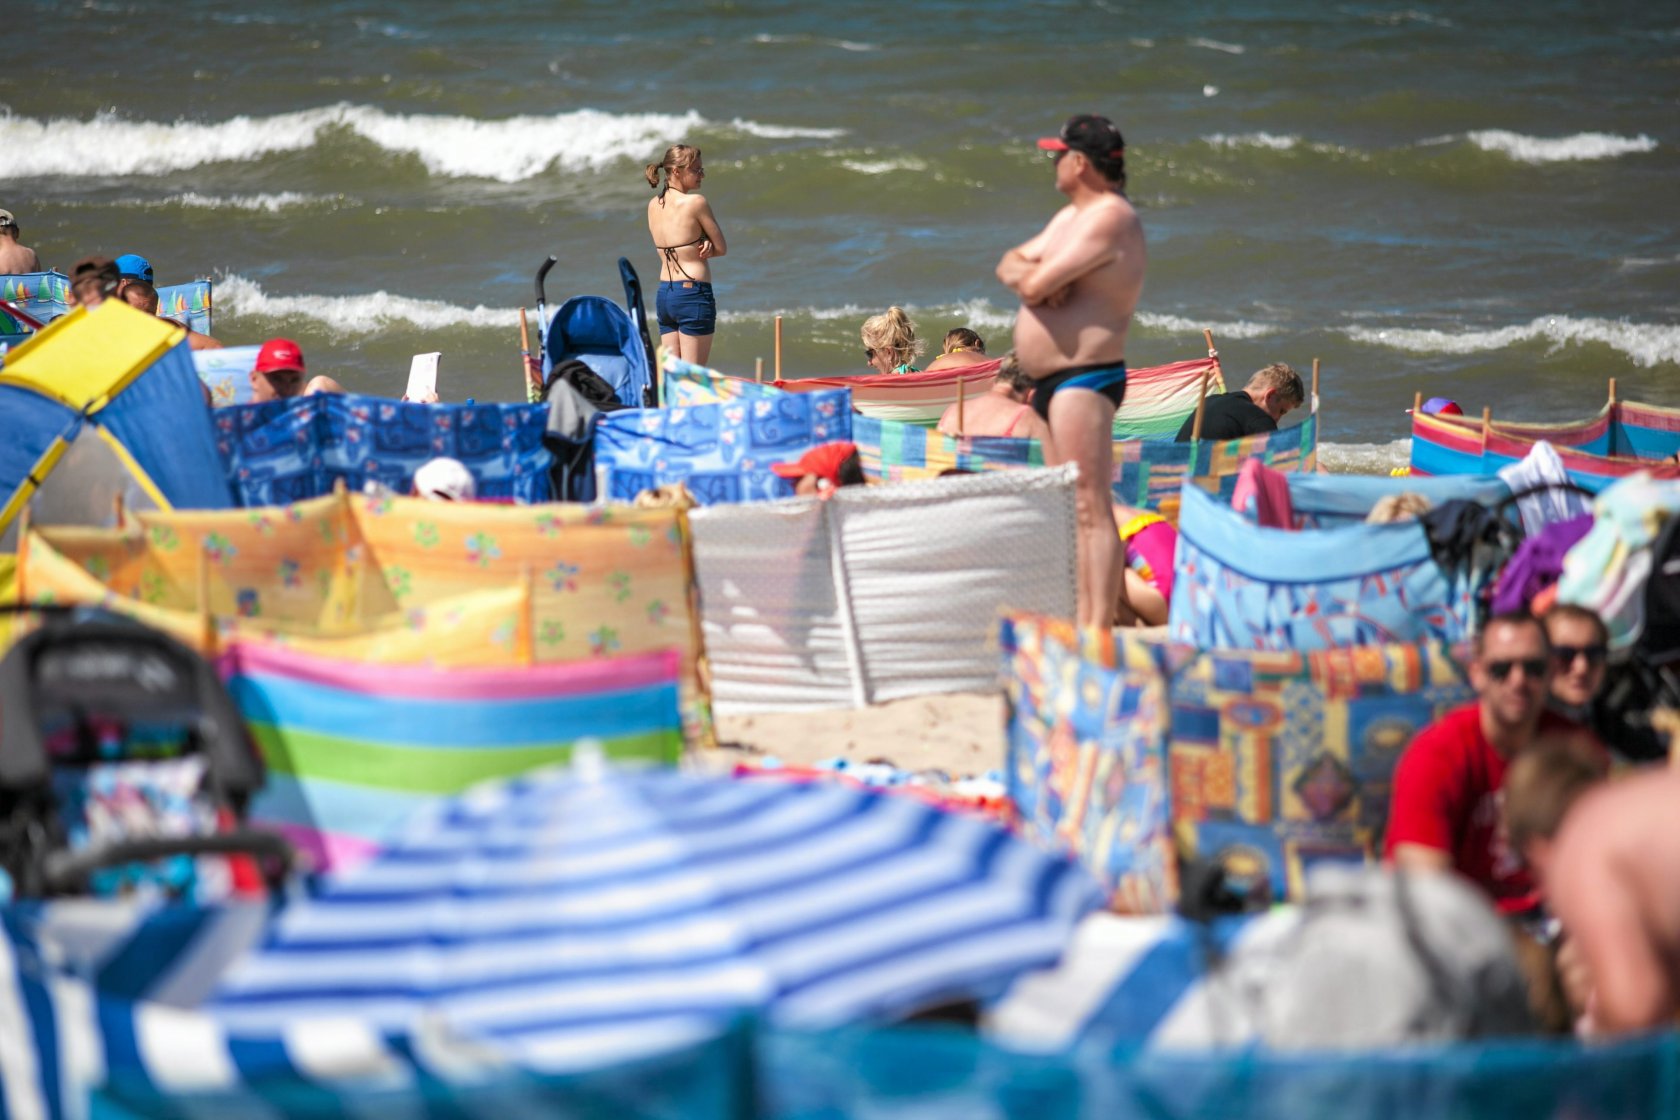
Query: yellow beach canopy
0 300 232 546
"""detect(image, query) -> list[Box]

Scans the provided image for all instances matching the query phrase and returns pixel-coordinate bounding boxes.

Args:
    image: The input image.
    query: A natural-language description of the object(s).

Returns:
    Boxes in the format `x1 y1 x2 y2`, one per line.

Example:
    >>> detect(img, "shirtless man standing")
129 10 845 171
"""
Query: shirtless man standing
0 210 42 273
997 114 1146 628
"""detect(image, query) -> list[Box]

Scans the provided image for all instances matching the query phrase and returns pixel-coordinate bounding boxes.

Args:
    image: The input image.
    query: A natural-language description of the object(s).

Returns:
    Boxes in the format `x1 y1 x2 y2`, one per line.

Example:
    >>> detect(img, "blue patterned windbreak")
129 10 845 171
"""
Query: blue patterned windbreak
214 393 552 506
1168 478 1480 651
594 389 854 504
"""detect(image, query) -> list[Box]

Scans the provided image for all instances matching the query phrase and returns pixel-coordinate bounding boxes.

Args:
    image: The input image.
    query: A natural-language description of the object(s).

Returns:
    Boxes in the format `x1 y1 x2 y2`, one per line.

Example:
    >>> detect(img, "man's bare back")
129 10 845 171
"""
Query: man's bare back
0 239 41 274
1008 195 1146 379
1548 768 1680 1033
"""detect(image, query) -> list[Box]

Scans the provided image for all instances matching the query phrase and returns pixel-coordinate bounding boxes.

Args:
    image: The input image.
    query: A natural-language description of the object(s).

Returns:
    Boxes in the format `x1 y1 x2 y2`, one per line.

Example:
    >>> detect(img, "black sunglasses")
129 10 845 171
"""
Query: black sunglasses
1485 658 1549 682
863 348 877 362
1552 644 1608 667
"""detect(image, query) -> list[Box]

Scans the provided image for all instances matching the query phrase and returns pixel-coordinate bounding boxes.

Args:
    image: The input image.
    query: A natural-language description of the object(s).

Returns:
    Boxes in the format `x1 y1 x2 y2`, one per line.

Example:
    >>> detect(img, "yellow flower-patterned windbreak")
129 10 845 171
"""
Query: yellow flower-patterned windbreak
17 492 708 735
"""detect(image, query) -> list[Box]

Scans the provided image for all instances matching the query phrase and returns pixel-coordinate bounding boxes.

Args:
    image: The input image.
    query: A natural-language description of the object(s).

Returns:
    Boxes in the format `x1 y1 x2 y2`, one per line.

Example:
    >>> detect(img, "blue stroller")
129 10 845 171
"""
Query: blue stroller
535 256 658 408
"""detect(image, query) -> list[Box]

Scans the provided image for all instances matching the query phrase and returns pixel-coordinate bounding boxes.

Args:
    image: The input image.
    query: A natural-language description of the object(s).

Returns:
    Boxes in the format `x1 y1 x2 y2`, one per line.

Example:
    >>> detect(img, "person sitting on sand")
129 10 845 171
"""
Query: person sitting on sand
937 351 1050 441
770 441 866 497
0 209 42 274
249 338 345 402
924 327 990 372
1175 362 1305 443
861 307 923 375
115 254 223 351
1113 503 1176 627
65 256 121 308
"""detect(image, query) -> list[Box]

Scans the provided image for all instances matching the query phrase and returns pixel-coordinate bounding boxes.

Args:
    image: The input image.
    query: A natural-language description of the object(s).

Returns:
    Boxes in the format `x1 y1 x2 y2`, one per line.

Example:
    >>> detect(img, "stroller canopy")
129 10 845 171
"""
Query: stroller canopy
544 295 650 408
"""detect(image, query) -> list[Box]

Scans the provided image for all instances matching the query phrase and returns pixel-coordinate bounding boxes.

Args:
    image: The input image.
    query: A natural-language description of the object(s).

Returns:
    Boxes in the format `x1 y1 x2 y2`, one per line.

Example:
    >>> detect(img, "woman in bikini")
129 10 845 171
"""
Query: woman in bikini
936 350 1048 441
860 306 923 376
923 327 990 372
646 144 727 366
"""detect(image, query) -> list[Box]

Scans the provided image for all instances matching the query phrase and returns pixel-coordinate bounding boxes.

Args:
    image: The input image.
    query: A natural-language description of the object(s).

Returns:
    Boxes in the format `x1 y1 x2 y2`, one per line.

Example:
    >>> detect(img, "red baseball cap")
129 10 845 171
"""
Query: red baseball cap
254 338 306 376
770 441 859 488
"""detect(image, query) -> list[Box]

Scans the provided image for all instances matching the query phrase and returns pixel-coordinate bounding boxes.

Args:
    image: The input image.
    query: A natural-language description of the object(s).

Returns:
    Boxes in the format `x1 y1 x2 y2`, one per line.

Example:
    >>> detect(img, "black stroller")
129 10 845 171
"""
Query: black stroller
0 606 291 900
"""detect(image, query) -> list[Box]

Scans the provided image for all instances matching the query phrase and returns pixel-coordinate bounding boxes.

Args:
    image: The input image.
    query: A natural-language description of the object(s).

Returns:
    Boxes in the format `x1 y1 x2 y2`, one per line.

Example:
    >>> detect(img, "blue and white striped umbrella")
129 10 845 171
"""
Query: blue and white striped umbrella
212 766 1101 1069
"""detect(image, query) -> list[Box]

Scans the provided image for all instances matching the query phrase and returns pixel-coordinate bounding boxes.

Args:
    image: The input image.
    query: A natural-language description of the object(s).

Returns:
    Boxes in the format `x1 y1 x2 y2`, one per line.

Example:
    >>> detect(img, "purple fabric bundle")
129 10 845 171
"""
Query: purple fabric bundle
1491 514 1594 615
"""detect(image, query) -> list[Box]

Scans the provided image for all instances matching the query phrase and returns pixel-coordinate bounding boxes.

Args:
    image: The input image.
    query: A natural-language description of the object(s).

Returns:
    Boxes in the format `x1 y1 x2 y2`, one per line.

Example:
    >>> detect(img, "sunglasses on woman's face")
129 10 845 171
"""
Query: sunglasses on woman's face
1552 644 1608 668
864 349 878 362
1485 657 1549 682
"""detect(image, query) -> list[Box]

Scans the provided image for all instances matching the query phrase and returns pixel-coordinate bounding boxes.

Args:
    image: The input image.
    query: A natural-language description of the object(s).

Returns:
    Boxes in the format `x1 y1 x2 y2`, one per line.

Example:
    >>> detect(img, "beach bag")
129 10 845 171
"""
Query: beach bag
1165 866 1533 1050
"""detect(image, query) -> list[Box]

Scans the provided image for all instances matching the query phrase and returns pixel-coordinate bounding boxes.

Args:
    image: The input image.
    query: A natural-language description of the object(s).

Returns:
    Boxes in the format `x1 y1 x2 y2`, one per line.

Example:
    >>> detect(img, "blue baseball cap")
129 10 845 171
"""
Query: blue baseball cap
1405 396 1463 417
114 254 154 285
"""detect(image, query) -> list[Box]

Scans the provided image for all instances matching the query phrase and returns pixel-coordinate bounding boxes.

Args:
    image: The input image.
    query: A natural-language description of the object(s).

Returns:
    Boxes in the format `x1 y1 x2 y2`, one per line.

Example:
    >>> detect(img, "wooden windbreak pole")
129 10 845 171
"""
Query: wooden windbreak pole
755 357 764 383
1413 391 1424 414
1481 406 1493 447
517 564 535 666
1311 358 1320 407
518 307 539 402
14 506 29 606
774 316 784 381
956 372 966 437
1608 377 1618 405
197 540 216 655
1190 329 1218 443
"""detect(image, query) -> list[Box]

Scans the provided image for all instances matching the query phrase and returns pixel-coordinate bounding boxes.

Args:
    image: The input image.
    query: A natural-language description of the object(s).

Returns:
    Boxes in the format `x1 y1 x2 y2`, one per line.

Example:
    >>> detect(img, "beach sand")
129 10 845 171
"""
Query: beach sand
711 691 1008 775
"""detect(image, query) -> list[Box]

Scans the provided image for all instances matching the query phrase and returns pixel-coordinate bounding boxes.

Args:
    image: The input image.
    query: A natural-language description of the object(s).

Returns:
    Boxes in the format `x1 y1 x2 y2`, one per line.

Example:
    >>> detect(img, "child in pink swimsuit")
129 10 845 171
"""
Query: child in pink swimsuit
1115 507 1177 625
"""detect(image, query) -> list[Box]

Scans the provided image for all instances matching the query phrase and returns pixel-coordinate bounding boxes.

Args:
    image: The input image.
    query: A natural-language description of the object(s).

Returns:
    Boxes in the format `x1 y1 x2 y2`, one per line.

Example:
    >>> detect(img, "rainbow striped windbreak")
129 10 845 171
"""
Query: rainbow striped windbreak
1410 399 1680 492
220 641 685 872
663 354 1226 439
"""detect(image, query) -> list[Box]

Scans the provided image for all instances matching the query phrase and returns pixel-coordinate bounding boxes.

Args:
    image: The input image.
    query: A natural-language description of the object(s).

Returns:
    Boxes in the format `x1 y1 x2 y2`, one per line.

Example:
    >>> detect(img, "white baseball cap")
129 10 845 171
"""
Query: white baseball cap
412 457 477 501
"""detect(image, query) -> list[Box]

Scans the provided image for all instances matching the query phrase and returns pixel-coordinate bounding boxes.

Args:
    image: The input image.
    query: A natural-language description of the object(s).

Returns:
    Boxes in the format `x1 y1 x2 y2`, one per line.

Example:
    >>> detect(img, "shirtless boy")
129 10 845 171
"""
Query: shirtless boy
996 114 1146 628
0 210 42 273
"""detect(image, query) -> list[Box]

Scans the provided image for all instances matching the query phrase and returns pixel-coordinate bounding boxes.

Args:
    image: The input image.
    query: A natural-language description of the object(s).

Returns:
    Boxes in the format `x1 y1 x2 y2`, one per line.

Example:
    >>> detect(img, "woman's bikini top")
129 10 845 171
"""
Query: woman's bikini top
656 234 707 282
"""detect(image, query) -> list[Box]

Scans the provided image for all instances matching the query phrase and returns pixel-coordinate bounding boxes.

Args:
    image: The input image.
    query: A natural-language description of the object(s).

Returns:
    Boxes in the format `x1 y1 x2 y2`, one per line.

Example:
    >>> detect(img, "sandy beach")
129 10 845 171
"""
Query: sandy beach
712 691 1007 775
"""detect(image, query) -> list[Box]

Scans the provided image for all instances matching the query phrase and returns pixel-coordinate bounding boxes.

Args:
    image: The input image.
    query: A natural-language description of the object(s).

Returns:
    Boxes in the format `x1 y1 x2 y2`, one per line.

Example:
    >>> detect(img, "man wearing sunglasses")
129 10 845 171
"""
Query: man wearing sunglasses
1543 604 1664 763
1386 612 1603 915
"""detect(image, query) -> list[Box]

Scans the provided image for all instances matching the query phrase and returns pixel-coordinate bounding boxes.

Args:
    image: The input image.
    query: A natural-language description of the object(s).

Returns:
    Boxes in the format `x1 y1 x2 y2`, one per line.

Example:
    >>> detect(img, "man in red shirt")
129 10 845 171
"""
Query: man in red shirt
1385 612 1601 914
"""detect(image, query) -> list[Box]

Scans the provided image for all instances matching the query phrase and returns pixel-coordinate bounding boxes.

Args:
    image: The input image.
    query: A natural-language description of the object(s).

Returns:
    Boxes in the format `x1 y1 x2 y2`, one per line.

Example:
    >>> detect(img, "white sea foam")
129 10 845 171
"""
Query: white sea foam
749 33 879 51
166 191 328 212
1344 316 1680 368
1620 253 1680 271
1203 132 1300 151
840 157 930 175
1187 37 1245 54
1362 9 1453 27
1466 130 1658 164
215 275 518 334
1318 439 1412 476
0 104 839 182
724 118 847 140
1135 312 1279 341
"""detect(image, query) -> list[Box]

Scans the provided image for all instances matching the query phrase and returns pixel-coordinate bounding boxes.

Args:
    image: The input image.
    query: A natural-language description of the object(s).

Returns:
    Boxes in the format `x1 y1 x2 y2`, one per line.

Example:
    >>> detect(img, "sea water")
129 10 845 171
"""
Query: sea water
2 0 1675 463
